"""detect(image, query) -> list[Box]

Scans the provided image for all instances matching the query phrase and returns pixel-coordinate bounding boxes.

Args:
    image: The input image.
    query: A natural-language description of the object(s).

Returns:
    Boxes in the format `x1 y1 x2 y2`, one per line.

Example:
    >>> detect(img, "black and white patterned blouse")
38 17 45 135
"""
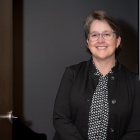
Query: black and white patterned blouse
88 62 113 140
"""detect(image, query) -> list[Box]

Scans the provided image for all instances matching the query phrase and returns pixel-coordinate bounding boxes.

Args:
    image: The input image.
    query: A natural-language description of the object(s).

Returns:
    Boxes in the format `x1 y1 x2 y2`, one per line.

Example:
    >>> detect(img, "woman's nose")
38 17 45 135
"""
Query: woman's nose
97 34 105 42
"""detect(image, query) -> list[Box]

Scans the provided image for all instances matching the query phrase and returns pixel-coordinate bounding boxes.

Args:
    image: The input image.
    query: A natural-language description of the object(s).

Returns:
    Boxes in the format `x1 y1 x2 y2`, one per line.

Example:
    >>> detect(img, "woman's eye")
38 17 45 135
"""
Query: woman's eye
104 33 111 36
91 34 98 37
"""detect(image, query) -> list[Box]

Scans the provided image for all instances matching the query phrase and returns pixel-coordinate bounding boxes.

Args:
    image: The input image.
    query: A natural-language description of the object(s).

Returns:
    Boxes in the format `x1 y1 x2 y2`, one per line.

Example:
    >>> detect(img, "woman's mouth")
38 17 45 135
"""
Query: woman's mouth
96 46 107 50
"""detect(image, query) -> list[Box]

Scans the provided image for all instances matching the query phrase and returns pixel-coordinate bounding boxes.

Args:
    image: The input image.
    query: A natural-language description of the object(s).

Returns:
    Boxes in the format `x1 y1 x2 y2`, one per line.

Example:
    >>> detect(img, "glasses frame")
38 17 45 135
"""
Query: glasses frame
88 31 115 41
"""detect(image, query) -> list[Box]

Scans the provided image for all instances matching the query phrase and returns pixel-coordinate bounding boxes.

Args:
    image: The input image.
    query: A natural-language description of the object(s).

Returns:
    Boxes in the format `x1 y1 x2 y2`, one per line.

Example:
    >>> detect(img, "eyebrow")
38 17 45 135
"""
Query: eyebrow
90 30 113 34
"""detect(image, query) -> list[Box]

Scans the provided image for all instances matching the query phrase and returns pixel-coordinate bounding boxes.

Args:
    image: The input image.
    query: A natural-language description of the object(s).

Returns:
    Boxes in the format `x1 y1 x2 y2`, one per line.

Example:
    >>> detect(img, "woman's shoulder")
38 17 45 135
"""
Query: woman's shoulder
120 63 137 74
60 60 90 81
120 63 138 80
67 59 90 71
63 59 90 78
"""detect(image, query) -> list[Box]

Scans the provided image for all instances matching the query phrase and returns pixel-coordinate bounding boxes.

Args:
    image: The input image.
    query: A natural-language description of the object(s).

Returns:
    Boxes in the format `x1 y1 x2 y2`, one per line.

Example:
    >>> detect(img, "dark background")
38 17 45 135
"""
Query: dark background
15 1 138 140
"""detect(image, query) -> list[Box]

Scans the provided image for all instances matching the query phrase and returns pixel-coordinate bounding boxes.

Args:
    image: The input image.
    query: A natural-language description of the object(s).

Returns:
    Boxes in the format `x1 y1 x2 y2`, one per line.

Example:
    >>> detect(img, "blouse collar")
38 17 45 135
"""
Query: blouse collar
88 57 121 75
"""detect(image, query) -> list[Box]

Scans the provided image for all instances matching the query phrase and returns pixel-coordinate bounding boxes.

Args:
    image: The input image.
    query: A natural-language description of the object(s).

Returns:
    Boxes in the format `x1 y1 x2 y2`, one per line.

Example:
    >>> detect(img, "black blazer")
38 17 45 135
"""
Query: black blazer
53 59 140 140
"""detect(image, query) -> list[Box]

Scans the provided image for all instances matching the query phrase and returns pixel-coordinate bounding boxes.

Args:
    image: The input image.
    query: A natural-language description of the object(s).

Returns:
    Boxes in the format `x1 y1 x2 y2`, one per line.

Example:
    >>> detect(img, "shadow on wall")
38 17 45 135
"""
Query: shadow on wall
118 19 138 73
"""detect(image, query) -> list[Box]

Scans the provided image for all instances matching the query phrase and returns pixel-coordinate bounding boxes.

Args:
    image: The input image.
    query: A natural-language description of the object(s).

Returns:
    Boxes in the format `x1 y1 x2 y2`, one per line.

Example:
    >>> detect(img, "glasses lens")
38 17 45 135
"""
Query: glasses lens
102 32 114 40
89 33 99 41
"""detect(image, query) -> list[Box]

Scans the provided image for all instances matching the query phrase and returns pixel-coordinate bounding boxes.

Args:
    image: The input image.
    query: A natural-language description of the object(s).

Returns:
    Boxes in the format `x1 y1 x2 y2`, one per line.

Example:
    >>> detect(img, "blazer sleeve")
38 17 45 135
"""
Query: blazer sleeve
121 75 140 140
53 67 84 140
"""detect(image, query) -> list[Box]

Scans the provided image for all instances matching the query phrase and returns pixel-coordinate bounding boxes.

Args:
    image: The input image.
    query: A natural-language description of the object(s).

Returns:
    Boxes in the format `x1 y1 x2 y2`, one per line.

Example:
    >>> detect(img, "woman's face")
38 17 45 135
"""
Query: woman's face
87 20 121 61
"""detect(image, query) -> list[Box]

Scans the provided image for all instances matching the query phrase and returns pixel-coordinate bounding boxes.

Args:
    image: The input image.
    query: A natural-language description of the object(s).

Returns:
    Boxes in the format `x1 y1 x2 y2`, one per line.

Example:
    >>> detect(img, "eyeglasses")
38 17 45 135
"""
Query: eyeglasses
88 31 115 41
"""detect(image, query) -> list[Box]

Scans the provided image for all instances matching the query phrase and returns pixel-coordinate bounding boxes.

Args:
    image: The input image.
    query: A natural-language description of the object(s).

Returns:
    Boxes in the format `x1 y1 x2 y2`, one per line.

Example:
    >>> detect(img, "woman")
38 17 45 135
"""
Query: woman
53 10 140 140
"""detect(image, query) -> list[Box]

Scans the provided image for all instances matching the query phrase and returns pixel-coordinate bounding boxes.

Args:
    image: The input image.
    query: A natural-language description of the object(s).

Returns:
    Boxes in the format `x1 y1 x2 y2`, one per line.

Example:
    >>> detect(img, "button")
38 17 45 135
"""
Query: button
111 100 116 104
110 128 114 132
110 76 115 80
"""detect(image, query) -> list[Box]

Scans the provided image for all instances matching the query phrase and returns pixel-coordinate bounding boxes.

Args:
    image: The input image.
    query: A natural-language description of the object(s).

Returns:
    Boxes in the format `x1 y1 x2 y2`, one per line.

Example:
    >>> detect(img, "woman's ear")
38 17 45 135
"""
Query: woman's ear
86 39 89 45
116 37 121 48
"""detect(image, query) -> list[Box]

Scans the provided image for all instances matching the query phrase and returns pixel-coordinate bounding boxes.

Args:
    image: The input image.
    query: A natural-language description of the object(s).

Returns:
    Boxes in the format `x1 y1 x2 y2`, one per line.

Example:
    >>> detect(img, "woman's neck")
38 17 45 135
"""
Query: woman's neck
93 57 116 76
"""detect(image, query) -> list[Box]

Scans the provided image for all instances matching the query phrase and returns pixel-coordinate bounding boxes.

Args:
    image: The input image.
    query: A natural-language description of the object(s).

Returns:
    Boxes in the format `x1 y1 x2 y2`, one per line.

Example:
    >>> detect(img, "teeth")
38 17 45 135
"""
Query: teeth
96 46 106 49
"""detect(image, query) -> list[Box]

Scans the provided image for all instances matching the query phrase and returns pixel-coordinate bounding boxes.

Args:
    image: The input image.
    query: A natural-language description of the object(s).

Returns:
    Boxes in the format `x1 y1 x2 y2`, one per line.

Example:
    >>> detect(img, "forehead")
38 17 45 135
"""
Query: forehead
90 20 112 32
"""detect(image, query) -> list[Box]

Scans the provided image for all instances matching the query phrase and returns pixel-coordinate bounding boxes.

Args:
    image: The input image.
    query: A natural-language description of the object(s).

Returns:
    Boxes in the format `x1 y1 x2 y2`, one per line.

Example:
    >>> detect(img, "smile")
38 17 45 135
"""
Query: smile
96 46 107 50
